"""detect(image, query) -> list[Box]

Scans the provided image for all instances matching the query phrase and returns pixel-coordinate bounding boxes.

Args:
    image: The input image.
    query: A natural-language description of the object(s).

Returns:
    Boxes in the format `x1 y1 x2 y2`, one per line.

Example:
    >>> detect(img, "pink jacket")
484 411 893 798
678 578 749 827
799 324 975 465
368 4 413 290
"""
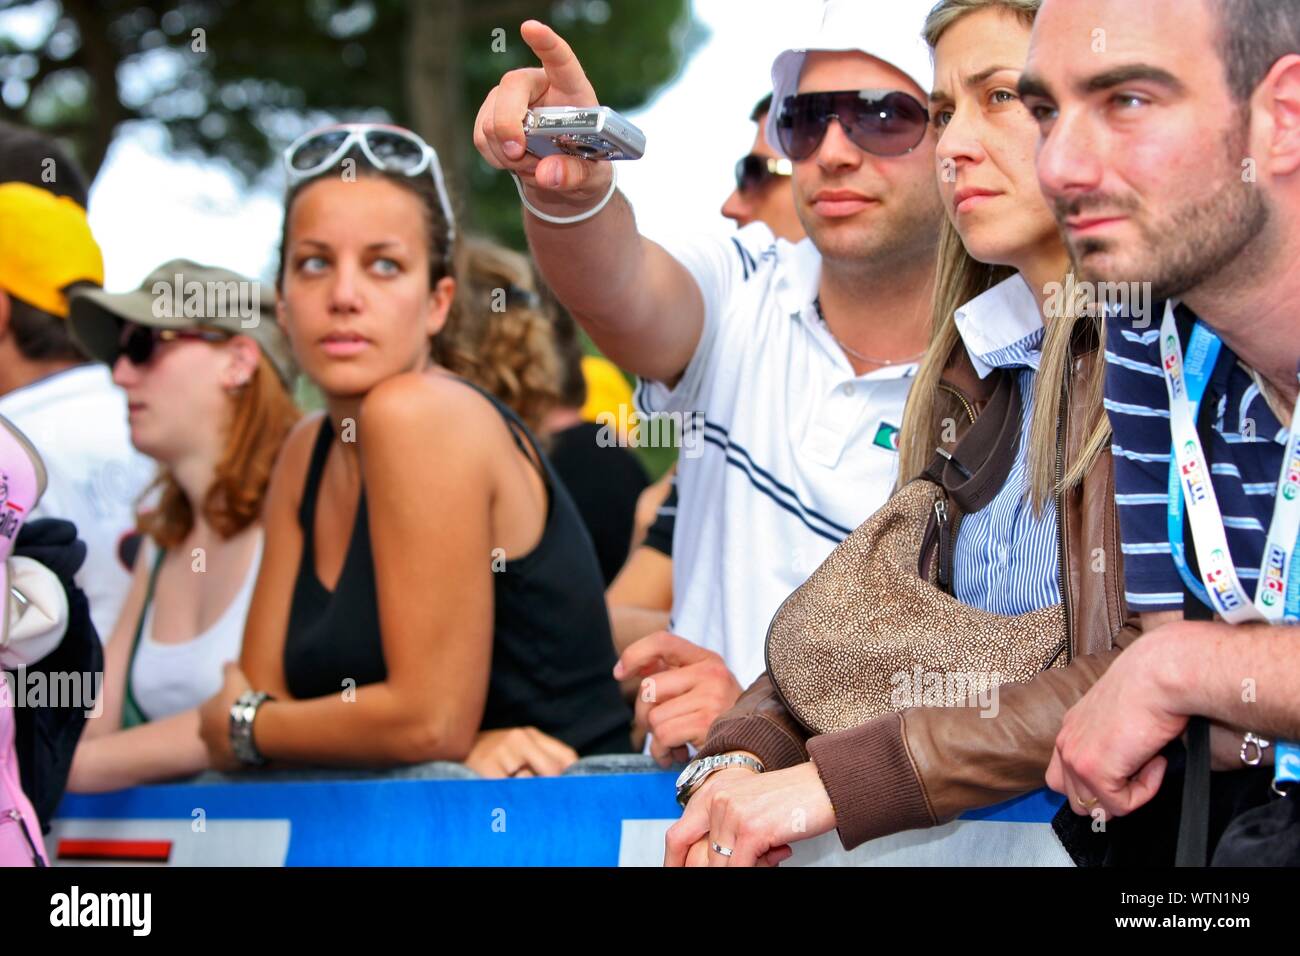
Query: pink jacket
0 412 53 865
0 677 46 866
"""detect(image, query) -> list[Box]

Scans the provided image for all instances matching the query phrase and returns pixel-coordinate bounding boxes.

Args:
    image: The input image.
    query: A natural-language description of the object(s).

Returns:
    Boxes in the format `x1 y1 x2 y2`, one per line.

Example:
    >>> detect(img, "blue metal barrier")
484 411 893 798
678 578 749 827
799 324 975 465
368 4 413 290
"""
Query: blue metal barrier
48 759 1068 866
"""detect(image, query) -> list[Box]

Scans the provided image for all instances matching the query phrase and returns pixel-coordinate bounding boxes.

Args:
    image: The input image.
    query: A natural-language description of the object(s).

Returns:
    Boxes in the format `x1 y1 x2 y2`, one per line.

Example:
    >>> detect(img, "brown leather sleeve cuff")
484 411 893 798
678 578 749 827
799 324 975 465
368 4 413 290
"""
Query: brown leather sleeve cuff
806 713 936 851
697 715 809 771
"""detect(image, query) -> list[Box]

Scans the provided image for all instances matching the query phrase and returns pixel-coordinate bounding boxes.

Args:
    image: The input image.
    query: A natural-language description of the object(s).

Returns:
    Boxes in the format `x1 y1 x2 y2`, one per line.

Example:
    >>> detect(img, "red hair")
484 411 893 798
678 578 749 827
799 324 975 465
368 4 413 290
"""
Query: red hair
138 352 300 548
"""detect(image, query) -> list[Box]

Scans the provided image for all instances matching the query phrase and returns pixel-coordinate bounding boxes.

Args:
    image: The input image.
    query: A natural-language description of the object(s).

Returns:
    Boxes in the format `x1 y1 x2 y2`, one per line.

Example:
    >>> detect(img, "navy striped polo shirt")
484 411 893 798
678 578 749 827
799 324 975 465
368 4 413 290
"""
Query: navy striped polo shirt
1104 303 1288 612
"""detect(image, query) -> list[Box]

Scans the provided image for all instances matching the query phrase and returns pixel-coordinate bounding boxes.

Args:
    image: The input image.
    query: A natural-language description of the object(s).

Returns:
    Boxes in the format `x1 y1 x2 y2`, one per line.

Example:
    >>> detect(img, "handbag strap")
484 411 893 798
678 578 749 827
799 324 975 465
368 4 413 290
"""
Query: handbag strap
923 367 1023 512
915 369 1023 589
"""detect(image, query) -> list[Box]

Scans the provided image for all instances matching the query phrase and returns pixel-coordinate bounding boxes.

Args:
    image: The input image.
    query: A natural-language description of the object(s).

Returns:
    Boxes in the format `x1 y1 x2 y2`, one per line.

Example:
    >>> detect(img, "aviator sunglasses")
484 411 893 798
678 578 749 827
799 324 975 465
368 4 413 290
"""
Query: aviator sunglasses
775 89 930 161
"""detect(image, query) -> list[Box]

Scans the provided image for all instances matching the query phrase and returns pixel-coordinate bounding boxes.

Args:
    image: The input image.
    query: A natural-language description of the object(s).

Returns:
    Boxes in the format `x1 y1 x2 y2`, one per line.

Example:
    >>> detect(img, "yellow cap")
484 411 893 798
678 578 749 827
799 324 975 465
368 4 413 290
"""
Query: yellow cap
580 355 636 438
0 182 104 318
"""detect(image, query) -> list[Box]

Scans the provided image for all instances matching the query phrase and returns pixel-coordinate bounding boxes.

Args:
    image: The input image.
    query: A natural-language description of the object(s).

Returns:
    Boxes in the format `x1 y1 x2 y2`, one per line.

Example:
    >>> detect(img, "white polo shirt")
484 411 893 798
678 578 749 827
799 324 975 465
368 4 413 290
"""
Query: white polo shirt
636 221 916 687
0 364 155 643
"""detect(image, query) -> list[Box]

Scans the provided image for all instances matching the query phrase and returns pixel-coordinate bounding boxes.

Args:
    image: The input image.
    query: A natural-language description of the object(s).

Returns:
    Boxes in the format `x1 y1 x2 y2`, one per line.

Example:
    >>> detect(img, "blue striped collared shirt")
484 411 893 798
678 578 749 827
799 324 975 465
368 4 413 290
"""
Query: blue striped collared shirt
950 277 1062 615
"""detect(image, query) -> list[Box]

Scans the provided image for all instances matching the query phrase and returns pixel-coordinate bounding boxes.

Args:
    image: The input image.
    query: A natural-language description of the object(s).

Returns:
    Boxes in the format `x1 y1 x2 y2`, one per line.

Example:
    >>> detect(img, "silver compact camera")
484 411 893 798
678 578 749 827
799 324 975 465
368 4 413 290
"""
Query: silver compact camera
523 106 646 161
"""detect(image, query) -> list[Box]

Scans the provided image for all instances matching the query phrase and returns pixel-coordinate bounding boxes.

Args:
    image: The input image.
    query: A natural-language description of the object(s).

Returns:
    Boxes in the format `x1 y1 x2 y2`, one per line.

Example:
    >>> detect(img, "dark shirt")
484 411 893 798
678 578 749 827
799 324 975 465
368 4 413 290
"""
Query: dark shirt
642 478 676 558
283 384 632 757
546 421 649 585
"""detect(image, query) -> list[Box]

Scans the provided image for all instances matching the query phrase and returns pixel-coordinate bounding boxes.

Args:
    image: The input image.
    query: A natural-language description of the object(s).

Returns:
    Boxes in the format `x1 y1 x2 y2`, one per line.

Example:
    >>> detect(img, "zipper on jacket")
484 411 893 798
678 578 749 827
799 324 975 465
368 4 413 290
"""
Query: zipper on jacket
3 808 46 867
938 383 978 427
1054 371 1075 666
919 493 964 593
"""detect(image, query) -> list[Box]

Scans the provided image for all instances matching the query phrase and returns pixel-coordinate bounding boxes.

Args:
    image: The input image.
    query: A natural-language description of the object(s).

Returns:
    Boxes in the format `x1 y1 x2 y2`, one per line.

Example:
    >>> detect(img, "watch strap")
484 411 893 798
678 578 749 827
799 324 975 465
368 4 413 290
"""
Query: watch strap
229 690 273 766
676 753 764 807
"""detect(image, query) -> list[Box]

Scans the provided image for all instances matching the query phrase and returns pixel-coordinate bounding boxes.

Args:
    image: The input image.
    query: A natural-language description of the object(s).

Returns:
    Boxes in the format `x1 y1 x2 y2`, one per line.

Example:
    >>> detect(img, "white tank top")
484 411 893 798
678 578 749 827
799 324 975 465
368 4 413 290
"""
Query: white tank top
130 532 263 722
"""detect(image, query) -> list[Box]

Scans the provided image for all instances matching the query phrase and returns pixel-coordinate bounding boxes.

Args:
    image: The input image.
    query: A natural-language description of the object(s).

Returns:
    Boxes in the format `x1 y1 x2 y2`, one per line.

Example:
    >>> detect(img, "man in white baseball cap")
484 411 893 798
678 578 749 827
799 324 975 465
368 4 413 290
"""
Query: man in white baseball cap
766 0 936 159
473 0 944 771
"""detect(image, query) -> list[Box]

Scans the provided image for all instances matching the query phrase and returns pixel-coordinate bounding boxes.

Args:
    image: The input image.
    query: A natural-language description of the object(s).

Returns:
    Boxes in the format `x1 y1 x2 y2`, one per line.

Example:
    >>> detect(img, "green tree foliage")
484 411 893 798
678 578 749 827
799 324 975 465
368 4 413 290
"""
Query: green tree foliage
0 0 700 246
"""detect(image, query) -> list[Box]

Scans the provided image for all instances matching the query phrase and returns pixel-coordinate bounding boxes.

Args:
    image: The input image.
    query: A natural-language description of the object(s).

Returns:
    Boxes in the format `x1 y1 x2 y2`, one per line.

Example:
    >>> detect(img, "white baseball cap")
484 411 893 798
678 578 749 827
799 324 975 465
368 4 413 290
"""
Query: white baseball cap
766 0 938 159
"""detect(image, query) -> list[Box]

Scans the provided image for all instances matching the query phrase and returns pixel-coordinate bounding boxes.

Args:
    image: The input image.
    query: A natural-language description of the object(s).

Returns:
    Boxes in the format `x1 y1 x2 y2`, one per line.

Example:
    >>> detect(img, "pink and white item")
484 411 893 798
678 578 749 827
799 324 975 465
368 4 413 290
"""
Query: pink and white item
0 412 50 866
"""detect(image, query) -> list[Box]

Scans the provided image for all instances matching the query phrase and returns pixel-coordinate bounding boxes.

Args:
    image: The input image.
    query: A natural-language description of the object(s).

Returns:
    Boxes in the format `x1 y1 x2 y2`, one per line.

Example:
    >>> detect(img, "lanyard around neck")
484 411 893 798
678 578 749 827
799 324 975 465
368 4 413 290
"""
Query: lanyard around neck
1161 304 1300 622
1159 302 1300 787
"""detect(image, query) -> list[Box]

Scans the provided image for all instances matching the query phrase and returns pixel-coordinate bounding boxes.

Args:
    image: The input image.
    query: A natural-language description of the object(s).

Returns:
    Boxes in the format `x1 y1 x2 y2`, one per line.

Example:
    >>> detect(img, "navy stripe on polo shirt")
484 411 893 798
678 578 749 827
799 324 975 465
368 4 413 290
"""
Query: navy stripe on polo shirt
1104 304 1288 612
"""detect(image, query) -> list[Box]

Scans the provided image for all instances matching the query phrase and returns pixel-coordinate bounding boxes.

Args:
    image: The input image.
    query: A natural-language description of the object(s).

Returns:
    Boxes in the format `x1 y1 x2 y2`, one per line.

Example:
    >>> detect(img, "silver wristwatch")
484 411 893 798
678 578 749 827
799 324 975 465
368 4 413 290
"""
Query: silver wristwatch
229 690 273 766
675 753 765 807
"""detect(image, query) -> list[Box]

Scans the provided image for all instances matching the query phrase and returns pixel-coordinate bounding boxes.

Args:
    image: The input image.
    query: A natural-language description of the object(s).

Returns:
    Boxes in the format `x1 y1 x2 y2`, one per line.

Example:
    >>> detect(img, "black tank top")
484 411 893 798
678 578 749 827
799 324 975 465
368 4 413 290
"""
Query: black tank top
283 380 632 756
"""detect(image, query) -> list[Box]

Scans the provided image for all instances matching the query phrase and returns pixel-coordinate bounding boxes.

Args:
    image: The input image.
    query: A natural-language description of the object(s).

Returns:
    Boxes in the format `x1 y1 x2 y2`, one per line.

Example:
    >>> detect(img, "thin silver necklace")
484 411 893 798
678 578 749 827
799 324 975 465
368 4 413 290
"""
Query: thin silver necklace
814 297 925 367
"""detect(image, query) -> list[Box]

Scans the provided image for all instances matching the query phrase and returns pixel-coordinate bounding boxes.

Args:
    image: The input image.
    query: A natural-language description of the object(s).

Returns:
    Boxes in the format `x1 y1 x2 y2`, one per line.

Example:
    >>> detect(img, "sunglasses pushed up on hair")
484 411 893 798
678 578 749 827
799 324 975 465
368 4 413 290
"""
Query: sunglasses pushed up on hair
775 89 930 161
282 123 456 240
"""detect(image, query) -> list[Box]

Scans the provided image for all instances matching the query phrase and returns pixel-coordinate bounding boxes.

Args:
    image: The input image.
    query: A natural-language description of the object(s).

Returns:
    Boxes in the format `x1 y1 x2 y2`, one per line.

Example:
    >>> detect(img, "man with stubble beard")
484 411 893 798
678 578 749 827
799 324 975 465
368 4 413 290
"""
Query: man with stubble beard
1019 0 1300 864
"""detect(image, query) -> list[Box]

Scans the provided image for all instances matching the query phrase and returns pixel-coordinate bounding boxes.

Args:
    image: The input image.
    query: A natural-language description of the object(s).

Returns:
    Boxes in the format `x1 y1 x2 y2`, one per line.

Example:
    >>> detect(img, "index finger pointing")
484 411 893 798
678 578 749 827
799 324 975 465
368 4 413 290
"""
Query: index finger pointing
520 20 597 102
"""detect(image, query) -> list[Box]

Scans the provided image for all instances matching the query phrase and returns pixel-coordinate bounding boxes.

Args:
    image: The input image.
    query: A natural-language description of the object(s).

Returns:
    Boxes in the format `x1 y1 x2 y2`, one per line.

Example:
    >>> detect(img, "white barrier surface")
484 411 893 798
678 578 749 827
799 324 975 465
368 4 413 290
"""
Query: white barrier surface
46 818 292 867
618 818 1073 867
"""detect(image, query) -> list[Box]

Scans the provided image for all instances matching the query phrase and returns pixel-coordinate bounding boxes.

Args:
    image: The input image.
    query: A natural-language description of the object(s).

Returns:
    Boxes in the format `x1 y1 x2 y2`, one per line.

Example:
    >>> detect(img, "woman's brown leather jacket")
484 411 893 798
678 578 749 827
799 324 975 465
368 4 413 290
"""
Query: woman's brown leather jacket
696 325 1138 849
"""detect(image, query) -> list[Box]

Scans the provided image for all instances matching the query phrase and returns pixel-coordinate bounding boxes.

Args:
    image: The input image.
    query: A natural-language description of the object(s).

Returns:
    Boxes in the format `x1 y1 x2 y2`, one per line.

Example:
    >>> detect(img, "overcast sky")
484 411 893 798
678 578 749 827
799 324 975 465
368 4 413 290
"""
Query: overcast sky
6 0 939 291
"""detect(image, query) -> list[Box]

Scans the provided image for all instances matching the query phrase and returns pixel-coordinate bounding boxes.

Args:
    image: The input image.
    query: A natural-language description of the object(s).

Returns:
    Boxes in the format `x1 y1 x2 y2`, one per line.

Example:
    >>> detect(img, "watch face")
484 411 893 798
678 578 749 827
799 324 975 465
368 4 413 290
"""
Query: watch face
675 760 701 791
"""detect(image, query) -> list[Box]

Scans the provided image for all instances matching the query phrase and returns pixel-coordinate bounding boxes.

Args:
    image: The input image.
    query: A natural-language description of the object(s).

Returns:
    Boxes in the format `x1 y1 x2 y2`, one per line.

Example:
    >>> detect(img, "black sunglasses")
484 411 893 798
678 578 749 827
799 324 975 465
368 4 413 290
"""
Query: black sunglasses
734 154 793 195
776 89 930 161
116 322 232 367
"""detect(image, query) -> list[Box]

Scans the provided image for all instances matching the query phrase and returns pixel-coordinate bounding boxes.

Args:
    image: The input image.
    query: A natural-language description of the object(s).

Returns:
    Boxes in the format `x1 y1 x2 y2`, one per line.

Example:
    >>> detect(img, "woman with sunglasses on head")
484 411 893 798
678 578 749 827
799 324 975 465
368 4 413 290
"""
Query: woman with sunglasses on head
196 125 631 779
666 0 1144 867
63 261 300 792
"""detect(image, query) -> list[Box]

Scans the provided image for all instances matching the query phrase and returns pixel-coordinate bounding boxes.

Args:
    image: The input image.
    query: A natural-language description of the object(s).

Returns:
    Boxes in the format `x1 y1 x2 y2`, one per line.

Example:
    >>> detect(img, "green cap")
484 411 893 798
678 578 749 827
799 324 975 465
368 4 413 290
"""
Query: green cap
67 258 297 387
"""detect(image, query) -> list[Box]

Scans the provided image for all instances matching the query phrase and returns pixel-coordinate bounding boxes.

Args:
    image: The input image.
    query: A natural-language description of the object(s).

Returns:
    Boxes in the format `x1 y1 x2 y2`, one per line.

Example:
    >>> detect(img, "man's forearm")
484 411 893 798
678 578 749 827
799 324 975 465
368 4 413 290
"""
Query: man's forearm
474 21 704 383
524 182 643 329
1159 622 1300 739
519 174 702 384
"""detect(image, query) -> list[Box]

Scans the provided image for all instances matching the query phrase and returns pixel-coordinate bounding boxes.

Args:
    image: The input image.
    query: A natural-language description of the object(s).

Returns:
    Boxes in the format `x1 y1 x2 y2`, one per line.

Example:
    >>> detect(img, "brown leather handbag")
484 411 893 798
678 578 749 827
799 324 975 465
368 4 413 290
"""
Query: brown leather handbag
765 370 1069 736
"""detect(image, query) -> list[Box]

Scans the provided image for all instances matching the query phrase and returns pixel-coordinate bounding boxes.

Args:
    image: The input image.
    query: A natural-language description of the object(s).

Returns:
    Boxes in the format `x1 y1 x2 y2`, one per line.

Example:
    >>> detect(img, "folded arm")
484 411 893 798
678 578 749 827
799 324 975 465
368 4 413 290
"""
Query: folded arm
238 377 501 766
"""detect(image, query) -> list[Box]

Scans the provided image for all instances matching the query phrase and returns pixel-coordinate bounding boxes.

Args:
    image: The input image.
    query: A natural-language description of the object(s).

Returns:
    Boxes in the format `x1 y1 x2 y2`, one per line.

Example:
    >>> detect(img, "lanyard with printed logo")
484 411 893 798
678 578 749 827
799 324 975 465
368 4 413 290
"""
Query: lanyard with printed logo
1160 301 1300 786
